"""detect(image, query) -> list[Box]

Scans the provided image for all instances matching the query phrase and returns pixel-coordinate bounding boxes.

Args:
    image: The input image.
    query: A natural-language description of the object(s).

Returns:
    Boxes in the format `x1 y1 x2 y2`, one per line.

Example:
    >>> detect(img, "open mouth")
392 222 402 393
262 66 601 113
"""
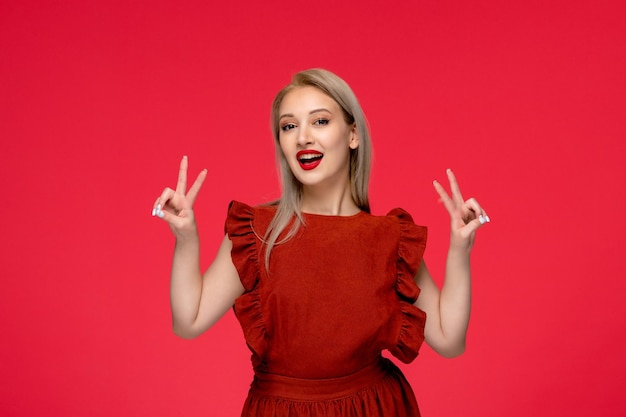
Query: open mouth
297 150 323 170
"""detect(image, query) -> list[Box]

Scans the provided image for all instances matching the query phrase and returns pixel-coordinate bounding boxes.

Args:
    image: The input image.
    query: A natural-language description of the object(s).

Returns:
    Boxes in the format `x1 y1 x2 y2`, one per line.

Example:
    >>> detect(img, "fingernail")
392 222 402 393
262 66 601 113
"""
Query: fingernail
157 204 162 210
151 208 156 216
156 210 164 218
478 215 487 225
484 215 491 223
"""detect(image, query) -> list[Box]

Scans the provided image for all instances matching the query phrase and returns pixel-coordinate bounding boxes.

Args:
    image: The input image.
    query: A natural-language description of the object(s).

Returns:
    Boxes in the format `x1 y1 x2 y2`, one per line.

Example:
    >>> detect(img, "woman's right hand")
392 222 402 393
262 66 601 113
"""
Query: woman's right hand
152 156 207 240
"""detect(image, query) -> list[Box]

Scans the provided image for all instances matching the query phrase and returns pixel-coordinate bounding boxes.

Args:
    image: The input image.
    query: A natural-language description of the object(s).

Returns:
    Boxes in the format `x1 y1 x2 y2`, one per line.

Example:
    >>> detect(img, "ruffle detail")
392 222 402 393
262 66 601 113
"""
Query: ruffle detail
225 201 259 290
225 200 268 367
242 358 420 417
387 208 428 364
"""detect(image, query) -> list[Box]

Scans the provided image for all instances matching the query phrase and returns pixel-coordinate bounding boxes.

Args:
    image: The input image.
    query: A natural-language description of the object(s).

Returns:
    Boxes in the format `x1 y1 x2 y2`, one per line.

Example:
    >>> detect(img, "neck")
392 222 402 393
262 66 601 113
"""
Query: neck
300 180 360 216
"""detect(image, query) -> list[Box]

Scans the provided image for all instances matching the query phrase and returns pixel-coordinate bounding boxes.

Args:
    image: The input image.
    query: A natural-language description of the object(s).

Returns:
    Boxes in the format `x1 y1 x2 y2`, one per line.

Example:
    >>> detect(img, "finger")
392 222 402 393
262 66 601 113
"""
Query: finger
152 188 174 215
152 200 164 218
464 198 490 224
433 179 456 214
153 199 179 222
464 217 488 234
464 198 484 218
152 197 161 216
176 155 188 194
186 169 208 206
446 169 465 205
155 206 176 222
152 187 183 218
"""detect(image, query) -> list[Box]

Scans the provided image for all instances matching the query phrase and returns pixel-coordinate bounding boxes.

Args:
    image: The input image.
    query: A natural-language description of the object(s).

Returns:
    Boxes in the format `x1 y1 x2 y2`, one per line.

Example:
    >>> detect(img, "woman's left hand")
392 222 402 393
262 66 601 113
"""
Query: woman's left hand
433 169 490 252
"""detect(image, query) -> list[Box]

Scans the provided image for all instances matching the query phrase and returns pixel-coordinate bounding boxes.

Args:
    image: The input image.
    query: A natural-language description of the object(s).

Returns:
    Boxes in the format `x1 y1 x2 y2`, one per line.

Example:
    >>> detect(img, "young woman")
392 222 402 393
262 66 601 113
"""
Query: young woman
152 69 489 416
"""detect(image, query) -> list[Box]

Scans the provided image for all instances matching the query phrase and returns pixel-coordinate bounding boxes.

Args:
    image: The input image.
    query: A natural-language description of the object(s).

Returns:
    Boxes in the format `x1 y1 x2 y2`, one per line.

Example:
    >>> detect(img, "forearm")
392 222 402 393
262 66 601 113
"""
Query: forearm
169 233 204 334
439 246 472 352
425 168 487 357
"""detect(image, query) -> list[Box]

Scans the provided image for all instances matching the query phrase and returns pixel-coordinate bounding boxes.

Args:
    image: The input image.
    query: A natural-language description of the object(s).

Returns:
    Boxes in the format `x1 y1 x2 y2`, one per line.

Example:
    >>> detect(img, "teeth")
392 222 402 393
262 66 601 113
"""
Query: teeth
299 153 322 161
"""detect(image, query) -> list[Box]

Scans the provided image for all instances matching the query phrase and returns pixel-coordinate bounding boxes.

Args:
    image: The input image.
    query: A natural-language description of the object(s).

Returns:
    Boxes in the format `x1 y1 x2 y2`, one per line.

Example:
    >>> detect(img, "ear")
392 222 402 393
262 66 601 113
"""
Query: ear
349 124 359 149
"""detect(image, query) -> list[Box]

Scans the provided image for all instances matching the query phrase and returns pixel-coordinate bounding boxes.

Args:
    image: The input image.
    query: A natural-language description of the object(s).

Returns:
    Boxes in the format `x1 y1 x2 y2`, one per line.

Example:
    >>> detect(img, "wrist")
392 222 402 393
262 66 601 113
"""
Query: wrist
174 229 200 246
447 243 472 259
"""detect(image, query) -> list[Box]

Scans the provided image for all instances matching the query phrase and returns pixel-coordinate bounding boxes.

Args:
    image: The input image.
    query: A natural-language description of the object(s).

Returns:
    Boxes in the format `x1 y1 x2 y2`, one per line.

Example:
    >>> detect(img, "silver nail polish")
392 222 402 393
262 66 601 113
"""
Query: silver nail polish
478 215 486 225
152 208 156 216
156 210 164 219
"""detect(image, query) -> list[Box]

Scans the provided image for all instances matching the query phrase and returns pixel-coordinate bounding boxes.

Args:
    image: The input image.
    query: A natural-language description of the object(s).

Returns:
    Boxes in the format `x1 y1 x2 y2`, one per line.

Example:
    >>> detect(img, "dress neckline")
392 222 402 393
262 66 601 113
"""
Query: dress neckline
301 210 366 219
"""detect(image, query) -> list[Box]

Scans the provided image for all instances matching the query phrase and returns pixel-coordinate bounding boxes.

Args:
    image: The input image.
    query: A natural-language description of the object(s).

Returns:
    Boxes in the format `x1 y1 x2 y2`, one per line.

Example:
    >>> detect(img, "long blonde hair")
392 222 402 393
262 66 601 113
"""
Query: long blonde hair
263 69 372 268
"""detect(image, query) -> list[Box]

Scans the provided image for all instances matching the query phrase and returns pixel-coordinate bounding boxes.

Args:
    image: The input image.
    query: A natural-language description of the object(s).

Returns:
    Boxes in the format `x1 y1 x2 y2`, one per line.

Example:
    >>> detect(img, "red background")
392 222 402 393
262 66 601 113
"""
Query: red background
1 1 625 416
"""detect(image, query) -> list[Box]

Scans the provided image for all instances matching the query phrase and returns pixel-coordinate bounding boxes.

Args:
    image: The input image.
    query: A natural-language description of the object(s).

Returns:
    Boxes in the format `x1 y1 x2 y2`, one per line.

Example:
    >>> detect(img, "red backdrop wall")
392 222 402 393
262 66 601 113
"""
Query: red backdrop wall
1 1 624 416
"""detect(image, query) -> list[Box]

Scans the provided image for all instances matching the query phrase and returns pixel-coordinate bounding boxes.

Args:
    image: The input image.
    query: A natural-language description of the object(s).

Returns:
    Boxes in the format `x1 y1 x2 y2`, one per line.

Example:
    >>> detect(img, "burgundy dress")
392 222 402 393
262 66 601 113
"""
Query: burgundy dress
225 201 428 417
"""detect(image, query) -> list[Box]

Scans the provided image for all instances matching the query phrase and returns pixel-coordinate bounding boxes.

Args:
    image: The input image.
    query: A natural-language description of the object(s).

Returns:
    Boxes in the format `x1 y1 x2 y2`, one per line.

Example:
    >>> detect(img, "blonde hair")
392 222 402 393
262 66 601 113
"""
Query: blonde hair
263 69 372 268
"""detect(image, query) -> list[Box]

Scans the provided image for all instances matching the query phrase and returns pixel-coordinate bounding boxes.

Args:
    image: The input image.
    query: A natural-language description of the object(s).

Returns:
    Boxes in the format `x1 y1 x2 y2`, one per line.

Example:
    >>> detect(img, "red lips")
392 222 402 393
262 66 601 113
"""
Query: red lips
296 150 323 170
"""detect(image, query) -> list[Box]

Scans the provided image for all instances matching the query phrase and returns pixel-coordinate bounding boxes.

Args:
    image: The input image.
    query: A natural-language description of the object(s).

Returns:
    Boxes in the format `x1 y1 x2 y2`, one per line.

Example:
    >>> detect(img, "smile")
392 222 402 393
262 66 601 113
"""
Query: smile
296 150 323 170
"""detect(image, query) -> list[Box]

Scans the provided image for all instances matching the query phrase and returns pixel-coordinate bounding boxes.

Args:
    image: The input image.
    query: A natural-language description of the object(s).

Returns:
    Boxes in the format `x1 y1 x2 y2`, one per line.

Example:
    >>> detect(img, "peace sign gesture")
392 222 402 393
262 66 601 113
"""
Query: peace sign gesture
433 169 490 252
152 156 208 239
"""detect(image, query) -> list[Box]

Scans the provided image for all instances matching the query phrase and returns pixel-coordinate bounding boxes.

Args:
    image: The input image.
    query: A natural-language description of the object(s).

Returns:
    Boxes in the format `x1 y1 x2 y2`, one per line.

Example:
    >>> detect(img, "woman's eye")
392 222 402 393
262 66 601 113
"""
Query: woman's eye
314 118 329 126
281 123 296 132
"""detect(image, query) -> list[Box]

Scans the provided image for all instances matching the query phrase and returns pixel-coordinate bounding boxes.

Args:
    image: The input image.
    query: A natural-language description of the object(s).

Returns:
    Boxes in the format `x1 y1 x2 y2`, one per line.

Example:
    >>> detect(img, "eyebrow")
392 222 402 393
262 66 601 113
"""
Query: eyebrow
279 108 331 120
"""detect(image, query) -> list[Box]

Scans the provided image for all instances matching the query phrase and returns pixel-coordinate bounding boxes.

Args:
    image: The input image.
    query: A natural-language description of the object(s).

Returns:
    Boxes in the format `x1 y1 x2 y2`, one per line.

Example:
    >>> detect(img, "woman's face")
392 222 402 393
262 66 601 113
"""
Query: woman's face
278 86 358 190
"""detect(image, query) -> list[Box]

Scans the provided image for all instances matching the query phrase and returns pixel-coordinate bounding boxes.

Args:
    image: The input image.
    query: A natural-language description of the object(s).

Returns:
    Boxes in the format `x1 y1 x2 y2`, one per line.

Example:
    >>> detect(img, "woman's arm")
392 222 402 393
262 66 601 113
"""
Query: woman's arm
169 234 244 339
414 169 489 358
153 156 244 339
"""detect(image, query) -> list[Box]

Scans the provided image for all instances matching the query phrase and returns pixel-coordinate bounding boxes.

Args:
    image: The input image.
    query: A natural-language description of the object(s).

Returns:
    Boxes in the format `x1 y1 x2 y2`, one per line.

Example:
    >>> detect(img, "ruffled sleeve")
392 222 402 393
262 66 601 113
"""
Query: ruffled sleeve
224 200 260 291
224 200 267 366
387 208 428 364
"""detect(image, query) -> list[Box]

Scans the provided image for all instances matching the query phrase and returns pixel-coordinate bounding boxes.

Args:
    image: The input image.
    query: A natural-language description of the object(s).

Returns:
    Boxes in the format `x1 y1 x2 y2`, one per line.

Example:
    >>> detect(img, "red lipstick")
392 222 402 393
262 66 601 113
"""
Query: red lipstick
296 150 323 170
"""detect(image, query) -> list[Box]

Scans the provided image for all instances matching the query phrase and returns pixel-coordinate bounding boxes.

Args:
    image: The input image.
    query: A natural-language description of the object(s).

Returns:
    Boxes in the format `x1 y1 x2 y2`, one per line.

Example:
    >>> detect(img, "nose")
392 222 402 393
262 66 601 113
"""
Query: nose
296 125 314 147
